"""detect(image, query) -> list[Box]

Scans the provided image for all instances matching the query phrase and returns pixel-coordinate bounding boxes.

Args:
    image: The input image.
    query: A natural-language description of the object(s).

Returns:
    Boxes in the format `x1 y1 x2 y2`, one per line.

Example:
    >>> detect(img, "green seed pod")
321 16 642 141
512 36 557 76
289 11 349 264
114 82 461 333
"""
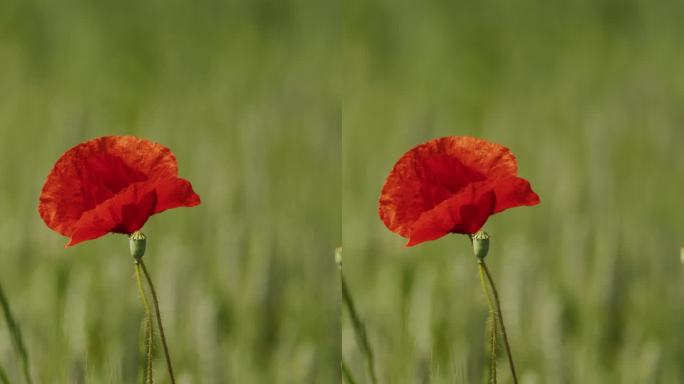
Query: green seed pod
472 231 490 260
129 231 147 260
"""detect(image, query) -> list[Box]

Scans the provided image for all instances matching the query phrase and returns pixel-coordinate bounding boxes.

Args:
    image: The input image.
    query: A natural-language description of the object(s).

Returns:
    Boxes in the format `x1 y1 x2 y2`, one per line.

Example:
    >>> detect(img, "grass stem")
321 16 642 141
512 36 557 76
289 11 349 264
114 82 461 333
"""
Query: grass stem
337 248 378 384
0 281 32 384
139 260 176 384
0 364 10 384
341 360 357 384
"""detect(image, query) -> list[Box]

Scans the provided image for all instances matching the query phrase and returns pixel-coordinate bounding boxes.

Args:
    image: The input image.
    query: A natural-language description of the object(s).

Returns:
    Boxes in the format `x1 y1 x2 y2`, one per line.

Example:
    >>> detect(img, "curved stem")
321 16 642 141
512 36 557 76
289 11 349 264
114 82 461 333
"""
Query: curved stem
340 269 377 384
139 260 176 384
481 261 518 384
134 262 154 384
0 281 32 384
478 263 497 384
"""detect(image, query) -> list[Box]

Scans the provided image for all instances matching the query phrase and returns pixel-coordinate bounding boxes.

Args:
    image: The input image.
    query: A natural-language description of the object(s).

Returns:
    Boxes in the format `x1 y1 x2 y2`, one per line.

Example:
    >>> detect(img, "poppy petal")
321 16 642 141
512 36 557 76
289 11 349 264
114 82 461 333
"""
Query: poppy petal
492 176 540 213
154 177 201 214
434 136 518 179
39 136 178 237
407 183 496 246
67 184 158 247
379 136 538 246
380 136 518 238
64 176 200 247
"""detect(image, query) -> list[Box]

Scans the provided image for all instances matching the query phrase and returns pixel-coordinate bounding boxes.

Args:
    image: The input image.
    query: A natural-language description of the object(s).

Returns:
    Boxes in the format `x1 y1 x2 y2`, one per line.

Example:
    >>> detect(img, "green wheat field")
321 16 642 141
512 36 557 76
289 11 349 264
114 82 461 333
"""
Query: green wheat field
1 0 684 383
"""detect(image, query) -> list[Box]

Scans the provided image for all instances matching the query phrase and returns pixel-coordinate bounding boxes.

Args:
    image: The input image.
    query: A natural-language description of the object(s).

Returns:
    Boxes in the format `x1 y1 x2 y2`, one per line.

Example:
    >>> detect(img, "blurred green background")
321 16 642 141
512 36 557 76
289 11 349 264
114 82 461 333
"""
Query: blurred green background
343 0 684 383
0 0 339 383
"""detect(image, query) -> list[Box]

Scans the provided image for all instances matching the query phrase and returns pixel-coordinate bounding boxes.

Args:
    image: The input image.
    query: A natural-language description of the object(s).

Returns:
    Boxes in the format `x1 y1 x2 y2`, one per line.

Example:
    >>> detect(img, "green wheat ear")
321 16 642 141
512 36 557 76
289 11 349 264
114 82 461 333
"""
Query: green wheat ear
0 280 33 384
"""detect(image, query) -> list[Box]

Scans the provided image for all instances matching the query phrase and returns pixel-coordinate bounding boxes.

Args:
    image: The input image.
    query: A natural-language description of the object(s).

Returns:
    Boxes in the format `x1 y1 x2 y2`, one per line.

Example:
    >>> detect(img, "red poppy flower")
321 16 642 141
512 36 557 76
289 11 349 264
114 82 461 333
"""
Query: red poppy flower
39 136 201 247
379 136 539 247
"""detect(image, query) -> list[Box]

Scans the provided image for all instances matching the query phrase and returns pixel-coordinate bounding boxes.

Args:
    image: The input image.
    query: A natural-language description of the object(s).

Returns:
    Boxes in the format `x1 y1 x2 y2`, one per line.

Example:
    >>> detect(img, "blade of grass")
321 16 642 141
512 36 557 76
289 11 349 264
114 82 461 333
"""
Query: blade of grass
0 364 10 384
0 280 32 384
341 360 357 384
336 247 378 384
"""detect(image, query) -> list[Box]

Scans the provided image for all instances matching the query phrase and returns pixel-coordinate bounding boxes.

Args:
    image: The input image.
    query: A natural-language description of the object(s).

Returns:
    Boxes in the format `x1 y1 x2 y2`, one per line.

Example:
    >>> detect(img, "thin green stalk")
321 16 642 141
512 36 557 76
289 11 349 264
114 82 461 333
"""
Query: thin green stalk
134 262 154 384
489 316 497 383
139 260 176 384
341 360 357 384
478 262 497 384
0 281 32 384
337 249 378 384
481 261 518 384
0 364 10 384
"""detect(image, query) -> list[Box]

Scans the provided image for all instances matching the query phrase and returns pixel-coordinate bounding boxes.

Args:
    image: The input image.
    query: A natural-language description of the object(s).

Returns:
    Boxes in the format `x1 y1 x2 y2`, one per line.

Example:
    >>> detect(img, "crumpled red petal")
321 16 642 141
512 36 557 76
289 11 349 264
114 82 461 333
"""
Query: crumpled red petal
407 183 496 246
65 178 200 247
38 136 200 247
379 136 539 247
67 183 158 246
153 177 201 214
491 176 540 213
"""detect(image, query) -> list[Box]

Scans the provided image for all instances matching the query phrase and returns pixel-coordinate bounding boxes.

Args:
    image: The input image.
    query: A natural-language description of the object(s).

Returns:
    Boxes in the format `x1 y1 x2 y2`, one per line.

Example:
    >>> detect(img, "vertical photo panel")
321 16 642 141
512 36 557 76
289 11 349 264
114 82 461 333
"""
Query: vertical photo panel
342 0 684 383
0 0 339 382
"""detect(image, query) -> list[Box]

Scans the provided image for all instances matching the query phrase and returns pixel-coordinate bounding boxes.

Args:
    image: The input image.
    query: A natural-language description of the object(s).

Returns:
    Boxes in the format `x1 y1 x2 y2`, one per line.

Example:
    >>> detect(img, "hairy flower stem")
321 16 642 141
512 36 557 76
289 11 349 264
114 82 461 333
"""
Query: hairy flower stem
139 260 176 384
336 248 378 384
478 262 497 384
134 262 154 384
481 261 518 384
0 281 32 384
